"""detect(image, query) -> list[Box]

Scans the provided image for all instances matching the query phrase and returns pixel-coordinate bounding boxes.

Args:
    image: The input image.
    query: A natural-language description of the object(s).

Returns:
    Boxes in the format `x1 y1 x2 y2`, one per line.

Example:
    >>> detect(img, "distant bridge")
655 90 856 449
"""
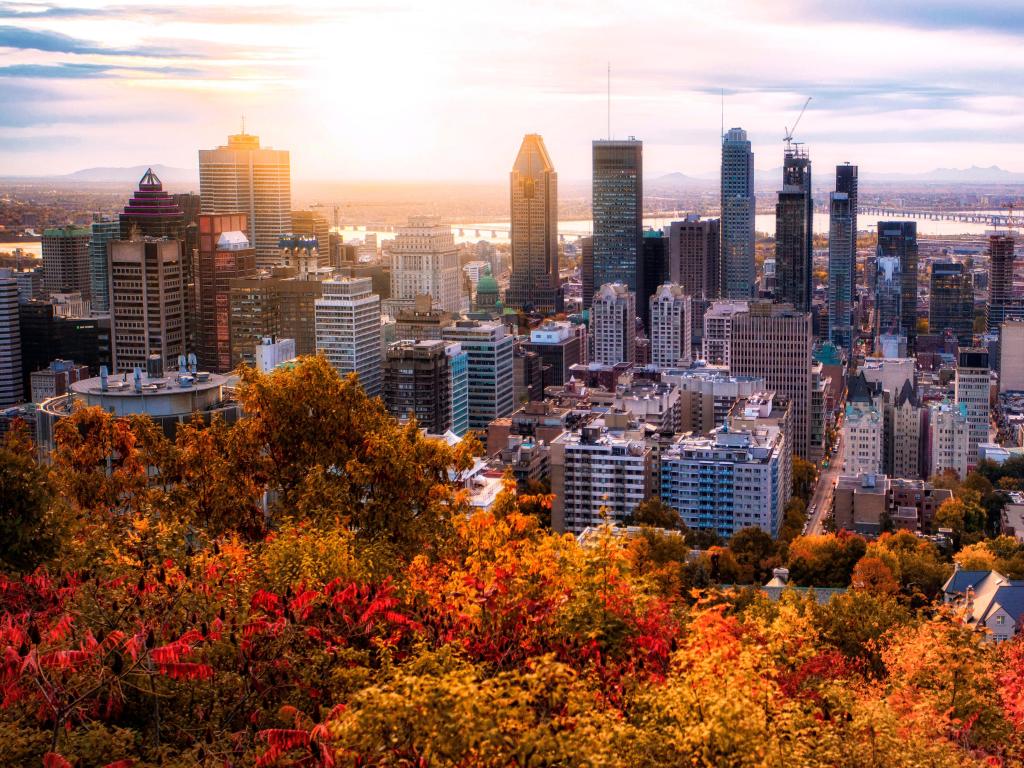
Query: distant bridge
857 206 1014 227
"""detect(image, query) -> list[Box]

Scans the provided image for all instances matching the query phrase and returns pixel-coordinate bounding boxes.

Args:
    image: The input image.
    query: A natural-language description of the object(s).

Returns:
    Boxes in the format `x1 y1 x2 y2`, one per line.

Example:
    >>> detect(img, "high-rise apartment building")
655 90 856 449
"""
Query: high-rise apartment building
507 134 559 313
1000 321 1024 392
835 163 858 246
383 340 453 434
315 277 382 397
929 262 974 345
927 400 971 479
446 342 470 437
591 283 636 365
728 302 814 458
107 239 186 373
885 381 923 480
0 272 23 406
827 190 855 354
441 319 515 430
668 216 721 302
720 127 755 299
88 217 120 314
42 226 91 300
774 148 813 311
195 214 257 372
877 222 918 352
199 132 291 268
592 139 643 295
649 283 692 368
701 299 749 366
955 347 990 471
987 232 1018 332
842 374 883 476
388 217 461 314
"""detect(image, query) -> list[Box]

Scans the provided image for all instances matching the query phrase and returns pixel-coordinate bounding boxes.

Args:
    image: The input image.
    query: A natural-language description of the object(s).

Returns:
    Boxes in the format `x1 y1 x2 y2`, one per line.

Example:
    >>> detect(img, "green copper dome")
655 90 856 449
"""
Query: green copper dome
476 274 499 294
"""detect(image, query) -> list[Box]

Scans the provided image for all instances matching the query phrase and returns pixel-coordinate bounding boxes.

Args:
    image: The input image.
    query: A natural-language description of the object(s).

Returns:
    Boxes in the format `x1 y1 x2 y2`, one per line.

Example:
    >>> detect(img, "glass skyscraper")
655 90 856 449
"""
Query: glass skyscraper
592 139 643 301
929 261 974 345
775 148 813 312
508 134 559 313
720 128 754 298
88 216 120 314
827 190 854 354
877 221 918 352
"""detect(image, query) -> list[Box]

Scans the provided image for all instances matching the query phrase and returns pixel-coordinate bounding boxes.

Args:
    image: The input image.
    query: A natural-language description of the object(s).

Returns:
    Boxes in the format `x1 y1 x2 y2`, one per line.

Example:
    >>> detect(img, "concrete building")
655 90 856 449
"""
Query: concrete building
383 339 453 434
861 357 915 397
720 127 755 299
1000 321 1024 392
591 283 636 365
108 239 185 374
253 337 296 372
389 217 462 314
393 294 455 341
955 347 991 470
648 283 692 369
927 400 971 479
987 232 1018 333
0 272 22 406
930 261 975 346
661 365 765 435
42 226 91 300
315 277 382 397
229 271 324 366
522 320 583 388
199 132 291 268
842 374 883 476
550 412 651 533
29 359 87 403
701 299 748 365
507 134 559 313
195 214 257 372
667 216 720 302
886 380 924 479
833 474 890 535
727 301 813 458
442 319 515 430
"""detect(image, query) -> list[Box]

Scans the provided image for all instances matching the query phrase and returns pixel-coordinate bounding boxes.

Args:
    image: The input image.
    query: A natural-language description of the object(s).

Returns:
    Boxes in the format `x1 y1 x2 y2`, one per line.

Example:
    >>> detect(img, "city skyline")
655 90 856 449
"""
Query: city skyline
1 1 1024 180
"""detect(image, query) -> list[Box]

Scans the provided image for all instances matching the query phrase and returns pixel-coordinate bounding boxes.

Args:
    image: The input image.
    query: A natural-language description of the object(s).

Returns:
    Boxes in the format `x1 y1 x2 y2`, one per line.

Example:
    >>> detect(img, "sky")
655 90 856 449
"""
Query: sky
1 0 1023 181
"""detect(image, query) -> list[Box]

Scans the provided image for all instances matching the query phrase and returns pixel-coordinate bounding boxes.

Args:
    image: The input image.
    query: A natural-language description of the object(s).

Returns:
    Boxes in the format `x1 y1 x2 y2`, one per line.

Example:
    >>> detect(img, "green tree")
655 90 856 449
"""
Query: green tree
629 497 683 530
0 423 64 572
792 456 818 503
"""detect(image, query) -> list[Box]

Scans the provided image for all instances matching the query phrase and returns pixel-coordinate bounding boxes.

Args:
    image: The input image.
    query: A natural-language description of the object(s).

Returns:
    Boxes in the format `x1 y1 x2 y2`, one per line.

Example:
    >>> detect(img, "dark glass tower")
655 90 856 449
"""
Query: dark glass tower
929 261 974 345
640 229 668 331
877 221 918 352
987 233 1018 332
720 128 755 298
775 147 813 311
835 163 858 244
119 168 185 241
507 134 559 313
827 191 854 353
592 139 643 297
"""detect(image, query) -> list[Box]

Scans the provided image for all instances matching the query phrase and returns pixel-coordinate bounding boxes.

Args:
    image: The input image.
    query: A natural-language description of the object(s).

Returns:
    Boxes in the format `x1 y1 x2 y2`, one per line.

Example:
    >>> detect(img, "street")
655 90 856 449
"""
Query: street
806 431 843 535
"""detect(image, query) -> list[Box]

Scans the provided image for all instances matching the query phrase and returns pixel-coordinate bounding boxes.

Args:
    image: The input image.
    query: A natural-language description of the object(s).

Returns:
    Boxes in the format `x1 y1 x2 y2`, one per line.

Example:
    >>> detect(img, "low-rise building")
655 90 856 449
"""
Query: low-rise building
943 568 1024 642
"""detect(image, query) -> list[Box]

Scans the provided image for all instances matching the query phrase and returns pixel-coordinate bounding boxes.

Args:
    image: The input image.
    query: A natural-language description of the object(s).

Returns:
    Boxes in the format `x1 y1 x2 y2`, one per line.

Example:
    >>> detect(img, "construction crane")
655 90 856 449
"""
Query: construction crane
783 97 812 152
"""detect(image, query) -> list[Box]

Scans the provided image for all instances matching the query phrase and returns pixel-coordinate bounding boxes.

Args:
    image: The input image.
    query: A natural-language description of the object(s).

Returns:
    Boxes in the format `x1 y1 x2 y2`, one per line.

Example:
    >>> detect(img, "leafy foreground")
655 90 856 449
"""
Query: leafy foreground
1 358 1023 767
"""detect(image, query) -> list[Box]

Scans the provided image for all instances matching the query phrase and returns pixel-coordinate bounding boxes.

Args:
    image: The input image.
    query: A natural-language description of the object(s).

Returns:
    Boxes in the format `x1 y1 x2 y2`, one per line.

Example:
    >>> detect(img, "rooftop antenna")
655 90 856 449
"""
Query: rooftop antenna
720 88 724 140
607 62 611 140
241 114 246 135
783 96 811 152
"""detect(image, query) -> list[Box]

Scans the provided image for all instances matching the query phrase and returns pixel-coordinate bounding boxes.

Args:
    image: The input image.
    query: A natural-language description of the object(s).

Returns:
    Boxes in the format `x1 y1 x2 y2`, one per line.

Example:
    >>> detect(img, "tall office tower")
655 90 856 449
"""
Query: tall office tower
774 147 813 312
987 232 1018 332
591 283 636 365
290 210 331 267
388 217 462 314
701 299 749 366
592 139 643 295
668 216 721 300
522 320 583 388
877 222 918 352
383 339 453 434
171 191 200 352
107 239 185 373
199 131 291 268
42 226 91 299
441 319 515 430
954 347 990 471
507 134 559 313
649 284 692 368
228 272 324 366
929 262 974 345
119 168 185 241
580 236 594 310
640 229 668 330
835 163 858 243
195 214 257 372
445 342 470 437
88 216 119 313
827 191 855 354
315 277 382 397
875 255 903 340
0 272 23 406
728 302 813 458
721 127 755 298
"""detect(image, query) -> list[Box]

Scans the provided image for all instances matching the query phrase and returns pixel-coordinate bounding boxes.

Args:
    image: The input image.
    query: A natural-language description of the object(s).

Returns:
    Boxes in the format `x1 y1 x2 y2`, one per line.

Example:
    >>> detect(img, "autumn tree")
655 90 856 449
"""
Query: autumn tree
628 496 683 530
787 531 867 587
728 526 780 584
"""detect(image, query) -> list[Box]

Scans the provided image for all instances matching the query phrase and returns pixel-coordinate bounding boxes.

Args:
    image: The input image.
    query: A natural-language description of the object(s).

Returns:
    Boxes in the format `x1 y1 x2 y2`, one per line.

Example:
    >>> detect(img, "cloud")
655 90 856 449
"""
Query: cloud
796 0 1024 36
0 61 199 78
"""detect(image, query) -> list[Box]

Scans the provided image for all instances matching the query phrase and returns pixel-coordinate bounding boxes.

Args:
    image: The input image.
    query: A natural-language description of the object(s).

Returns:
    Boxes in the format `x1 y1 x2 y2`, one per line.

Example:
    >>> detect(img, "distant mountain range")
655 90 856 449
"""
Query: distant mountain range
0 164 198 186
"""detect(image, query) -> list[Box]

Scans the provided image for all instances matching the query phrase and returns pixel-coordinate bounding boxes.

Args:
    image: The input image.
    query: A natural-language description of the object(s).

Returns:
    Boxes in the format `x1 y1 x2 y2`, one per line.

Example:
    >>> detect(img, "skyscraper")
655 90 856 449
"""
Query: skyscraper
955 348 990 471
441 319 515 430
315 277 383 397
827 190 855 354
199 132 291 269
720 127 755 299
875 255 903 341
877 221 918 352
987 232 1018 332
119 168 185 241
835 163 858 245
383 340 453 434
591 283 636 365
592 139 643 296
195 214 257 372
88 216 120 314
774 147 813 311
507 134 559 313
668 216 721 301
0 271 23 406
580 236 594 311
42 226 91 300
107 239 185 373
640 229 669 331
649 283 692 368
389 217 462 314
929 262 974 345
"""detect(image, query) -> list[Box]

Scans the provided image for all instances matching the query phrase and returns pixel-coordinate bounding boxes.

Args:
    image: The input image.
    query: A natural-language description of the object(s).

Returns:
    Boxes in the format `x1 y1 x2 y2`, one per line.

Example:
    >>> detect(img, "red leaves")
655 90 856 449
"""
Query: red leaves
156 661 214 680
43 754 72 768
260 728 310 749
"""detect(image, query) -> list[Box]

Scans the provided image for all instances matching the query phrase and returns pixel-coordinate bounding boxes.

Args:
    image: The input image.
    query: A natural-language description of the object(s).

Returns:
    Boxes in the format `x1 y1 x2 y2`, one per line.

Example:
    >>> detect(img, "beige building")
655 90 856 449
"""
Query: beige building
591 283 636 365
389 217 462 315
701 299 748 365
927 400 971 479
1000 321 1024 392
833 473 890 534
649 283 692 368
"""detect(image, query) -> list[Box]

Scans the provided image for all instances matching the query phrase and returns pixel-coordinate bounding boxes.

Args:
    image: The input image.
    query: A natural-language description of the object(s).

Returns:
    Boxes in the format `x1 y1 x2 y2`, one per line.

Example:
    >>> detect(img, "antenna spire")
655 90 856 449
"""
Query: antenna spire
606 63 611 140
720 88 724 140
241 114 246 135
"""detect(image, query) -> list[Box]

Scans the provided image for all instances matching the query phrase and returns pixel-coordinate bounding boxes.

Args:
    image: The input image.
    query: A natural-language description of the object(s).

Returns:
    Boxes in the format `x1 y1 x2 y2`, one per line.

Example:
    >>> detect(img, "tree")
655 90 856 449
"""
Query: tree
729 526 779 584
850 555 899 595
792 456 818 503
0 423 64 572
629 497 682 530
787 531 867 587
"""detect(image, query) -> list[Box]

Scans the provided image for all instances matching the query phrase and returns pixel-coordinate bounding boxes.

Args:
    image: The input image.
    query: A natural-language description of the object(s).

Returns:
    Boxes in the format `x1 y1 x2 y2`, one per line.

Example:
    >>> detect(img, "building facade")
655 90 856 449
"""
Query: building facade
827 190 855 354
955 347 991 470
877 222 918 352
667 216 720 303
389 217 462 314
774 148 813 311
592 140 643 295
929 261 974 345
441 320 515 430
383 340 453 434
0 273 22 406
89 217 120 314
507 134 559 312
649 283 692 368
591 283 636 365
720 127 755 299
42 226 91 300
315 277 382 397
